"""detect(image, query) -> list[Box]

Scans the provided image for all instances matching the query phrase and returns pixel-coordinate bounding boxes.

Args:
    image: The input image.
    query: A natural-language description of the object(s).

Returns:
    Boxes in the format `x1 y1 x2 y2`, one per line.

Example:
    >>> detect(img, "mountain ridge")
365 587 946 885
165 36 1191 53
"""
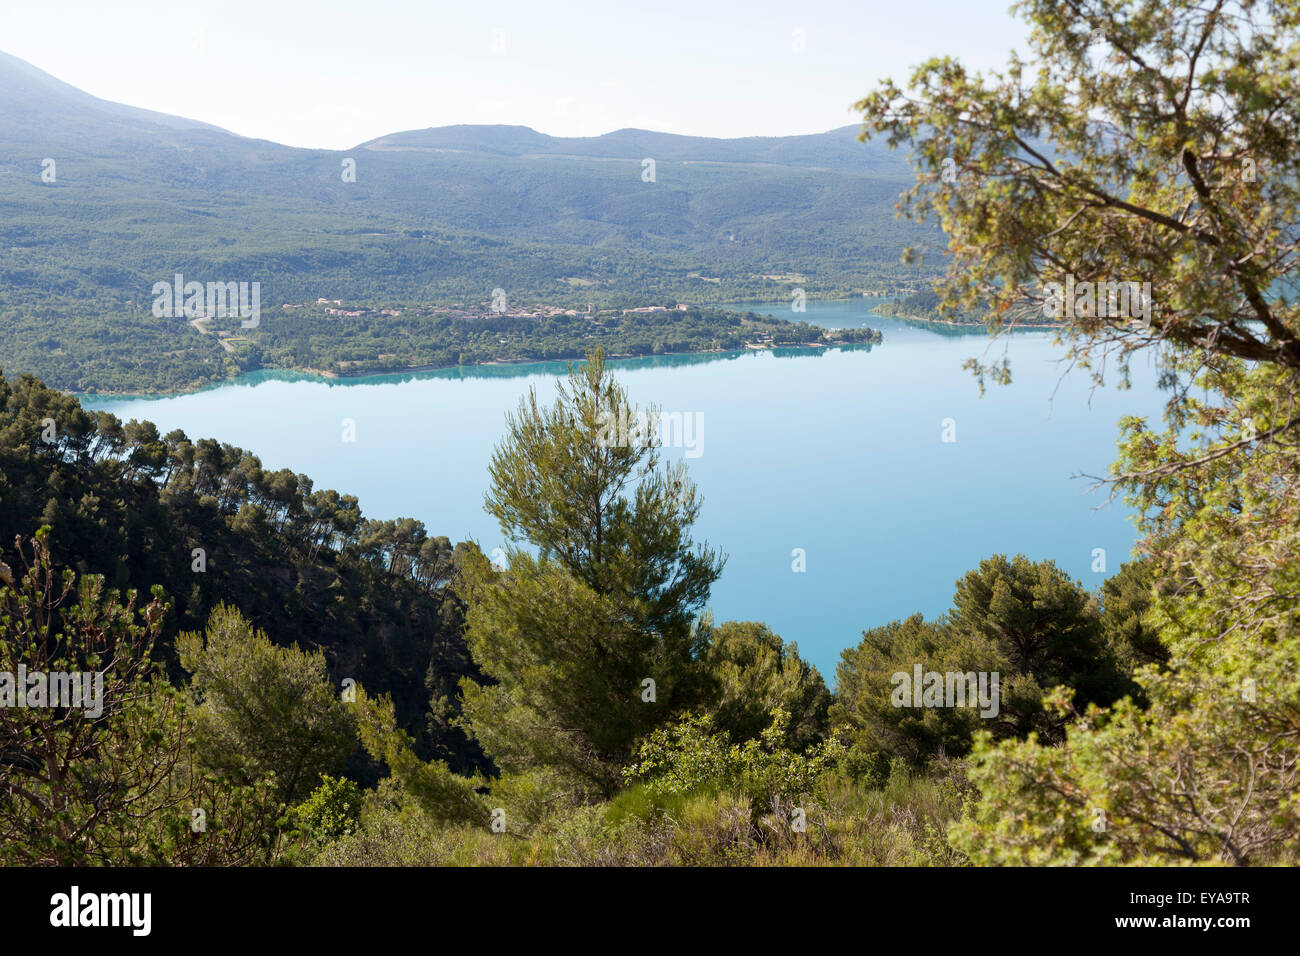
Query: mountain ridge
0 49 892 169
0 49 931 394
0 48 236 141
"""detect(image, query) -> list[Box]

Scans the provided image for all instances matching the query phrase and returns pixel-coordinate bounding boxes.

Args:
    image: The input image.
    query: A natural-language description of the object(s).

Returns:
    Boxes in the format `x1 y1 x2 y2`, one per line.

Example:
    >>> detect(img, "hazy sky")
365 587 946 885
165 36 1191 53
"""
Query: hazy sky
3 0 1029 148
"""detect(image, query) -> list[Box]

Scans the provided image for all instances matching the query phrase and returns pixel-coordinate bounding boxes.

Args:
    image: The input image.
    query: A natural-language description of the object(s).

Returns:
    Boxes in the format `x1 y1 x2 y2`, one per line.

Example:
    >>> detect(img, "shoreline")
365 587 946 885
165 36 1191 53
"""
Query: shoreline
729 296 1065 331
871 308 1066 331
75 337 879 401
61 299 894 400
71 300 1077 401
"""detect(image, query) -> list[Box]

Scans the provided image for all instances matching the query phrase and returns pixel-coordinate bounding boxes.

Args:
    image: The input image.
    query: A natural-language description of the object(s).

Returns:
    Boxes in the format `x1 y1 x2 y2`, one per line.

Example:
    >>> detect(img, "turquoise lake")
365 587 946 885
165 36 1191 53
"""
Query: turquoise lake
83 299 1169 680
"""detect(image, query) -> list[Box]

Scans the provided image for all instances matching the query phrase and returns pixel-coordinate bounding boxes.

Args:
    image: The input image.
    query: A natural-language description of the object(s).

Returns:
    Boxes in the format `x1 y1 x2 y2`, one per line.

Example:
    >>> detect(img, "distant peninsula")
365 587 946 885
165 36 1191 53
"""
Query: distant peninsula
65 304 881 396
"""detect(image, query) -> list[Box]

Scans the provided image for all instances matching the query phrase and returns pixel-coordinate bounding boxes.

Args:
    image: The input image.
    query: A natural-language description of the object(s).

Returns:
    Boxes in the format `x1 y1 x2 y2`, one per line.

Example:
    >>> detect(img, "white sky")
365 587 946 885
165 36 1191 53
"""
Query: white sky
1 0 1029 148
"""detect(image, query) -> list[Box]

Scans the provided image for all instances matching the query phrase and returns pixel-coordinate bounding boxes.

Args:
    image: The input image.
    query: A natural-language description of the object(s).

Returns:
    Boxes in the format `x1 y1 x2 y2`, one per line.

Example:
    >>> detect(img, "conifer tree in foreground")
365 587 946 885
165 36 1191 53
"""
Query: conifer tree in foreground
858 0 1300 863
457 348 725 796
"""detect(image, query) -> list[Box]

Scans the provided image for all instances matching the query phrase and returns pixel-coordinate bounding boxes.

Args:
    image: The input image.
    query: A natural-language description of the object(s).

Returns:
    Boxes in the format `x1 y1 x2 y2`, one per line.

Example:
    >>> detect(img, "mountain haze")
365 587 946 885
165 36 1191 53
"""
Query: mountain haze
0 49 234 143
361 122 910 172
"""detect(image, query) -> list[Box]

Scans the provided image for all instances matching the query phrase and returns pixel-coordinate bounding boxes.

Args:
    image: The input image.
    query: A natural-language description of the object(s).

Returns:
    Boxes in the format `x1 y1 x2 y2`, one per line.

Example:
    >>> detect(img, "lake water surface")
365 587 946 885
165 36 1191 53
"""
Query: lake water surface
84 299 1168 679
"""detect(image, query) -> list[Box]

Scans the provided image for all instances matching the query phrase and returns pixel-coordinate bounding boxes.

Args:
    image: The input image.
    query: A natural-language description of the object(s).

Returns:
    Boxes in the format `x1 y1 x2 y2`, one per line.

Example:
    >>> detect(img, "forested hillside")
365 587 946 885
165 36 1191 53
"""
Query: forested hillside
0 369 488 778
39 304 879 395
0 355 1174 865
0 48 925 394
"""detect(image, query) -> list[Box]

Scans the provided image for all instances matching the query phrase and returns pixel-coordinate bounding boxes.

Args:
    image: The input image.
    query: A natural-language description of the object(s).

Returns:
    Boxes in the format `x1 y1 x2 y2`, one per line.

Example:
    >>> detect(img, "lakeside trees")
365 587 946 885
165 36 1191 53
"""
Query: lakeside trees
0 290 882 396
701 620 832 753
833 556 1141 768
2 329 1292 862
457 349 725 796
0 368 487 776
856 0 1300 863
3 0 1299 869
239 307 880 386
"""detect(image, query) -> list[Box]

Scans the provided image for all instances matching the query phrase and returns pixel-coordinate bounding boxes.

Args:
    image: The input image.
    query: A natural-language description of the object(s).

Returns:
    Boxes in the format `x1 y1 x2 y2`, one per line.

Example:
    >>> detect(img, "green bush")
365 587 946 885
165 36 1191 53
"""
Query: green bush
622 707 845 818
292 775 363 839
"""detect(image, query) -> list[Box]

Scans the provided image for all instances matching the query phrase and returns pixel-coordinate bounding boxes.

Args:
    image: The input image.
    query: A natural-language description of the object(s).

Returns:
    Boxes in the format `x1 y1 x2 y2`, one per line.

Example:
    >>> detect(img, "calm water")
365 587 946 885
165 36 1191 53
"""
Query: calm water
83 299 1168 679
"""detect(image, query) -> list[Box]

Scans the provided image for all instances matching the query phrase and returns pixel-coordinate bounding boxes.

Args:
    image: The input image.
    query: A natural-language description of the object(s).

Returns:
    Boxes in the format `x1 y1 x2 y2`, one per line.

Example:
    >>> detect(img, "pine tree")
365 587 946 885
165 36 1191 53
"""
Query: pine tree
458 348 724 796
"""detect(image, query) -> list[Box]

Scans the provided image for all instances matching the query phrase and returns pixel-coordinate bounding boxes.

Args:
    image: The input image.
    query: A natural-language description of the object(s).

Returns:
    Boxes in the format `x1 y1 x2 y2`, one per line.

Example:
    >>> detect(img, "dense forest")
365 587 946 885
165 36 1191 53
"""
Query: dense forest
0 369 488 780
204 305 879 388
0 355 1173 865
